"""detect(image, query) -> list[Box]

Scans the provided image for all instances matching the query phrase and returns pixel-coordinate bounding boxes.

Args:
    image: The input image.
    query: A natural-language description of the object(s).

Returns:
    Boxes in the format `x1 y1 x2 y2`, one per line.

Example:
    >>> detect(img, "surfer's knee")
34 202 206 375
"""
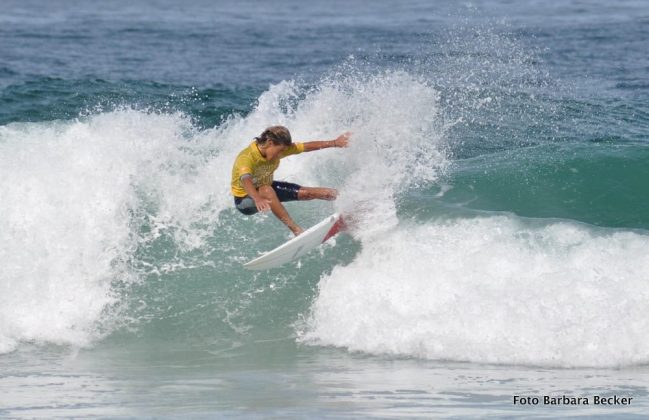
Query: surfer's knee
258 185 278 200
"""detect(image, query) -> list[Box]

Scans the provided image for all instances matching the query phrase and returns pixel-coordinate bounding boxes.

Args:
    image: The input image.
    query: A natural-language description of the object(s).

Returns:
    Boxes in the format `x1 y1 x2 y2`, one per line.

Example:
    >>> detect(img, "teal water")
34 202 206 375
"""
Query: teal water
435 143 649 229
1 0 649 417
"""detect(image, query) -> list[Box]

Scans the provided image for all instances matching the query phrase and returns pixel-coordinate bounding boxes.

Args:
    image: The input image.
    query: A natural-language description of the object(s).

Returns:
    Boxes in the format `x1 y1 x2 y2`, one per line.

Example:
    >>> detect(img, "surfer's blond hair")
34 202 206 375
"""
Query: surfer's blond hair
256 126 292 146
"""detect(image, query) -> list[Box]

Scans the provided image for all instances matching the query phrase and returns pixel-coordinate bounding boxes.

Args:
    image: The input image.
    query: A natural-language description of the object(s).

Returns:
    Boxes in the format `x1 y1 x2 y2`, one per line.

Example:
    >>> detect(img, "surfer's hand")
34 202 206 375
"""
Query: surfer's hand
333 132 351 148
254 197 272 212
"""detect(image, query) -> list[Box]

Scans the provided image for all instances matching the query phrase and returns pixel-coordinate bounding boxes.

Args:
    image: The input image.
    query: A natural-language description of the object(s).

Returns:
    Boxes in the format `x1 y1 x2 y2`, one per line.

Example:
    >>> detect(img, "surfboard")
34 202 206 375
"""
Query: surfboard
243 213 345 270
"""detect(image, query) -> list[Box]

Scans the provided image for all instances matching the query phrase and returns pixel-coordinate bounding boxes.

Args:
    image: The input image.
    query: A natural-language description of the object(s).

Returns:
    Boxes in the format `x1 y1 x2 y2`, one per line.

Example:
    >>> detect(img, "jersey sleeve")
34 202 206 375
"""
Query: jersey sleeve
279 142 305 158
235 152 254 177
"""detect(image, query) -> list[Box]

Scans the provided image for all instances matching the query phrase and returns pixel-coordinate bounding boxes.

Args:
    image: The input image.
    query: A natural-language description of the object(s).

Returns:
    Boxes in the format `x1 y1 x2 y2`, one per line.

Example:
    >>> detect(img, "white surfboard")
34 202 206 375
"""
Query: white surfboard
243 213 345 270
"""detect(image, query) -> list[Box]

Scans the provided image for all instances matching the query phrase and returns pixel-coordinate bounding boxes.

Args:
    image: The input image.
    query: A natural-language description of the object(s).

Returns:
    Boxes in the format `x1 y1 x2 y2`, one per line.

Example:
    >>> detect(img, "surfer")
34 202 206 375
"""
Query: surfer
231 125 350 236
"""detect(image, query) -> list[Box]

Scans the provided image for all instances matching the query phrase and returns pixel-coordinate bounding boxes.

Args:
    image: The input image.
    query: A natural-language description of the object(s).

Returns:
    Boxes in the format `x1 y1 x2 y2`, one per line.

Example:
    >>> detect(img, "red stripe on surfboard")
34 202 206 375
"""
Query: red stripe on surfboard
322 216 346 243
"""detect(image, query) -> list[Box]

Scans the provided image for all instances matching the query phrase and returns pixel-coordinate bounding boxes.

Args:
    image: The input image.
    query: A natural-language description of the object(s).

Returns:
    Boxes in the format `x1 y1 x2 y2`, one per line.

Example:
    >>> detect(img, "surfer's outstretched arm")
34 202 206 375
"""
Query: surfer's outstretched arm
301 132 351 152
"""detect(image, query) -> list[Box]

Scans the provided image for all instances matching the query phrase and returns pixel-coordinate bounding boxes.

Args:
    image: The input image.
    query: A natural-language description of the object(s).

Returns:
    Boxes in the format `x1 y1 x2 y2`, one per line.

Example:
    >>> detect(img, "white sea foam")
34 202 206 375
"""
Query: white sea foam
300 216 649 368
0 109 231 352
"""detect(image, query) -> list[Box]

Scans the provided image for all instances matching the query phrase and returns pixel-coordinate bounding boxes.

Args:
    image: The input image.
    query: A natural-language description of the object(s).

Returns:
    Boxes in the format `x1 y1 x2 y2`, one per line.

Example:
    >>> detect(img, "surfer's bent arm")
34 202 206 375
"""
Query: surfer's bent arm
240 174 270 212
301 132 351 152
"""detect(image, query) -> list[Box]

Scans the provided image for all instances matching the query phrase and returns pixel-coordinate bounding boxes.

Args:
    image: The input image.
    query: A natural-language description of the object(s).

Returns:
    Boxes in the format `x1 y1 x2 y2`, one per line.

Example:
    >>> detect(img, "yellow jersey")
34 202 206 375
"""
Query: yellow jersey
231 141 305 197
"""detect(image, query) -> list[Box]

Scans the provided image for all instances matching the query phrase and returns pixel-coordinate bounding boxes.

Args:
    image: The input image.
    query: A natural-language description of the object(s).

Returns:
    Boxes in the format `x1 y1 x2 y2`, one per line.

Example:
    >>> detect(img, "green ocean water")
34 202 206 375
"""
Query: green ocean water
431 143 649 229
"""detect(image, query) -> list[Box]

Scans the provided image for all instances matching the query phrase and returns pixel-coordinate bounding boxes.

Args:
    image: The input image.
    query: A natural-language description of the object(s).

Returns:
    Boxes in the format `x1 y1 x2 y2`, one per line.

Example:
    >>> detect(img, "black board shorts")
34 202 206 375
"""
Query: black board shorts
234 181 302 215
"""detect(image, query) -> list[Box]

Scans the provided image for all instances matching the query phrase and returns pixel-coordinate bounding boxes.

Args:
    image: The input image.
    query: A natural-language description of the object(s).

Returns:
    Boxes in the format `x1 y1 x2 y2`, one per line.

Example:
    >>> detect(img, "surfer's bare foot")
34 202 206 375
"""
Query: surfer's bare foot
322 188 337 200
291 226 304 236
298 187 337 201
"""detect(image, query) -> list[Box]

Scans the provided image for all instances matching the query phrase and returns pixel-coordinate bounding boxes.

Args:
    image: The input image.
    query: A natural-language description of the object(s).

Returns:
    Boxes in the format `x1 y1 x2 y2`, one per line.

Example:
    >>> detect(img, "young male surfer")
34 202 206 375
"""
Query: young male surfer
231 126 350 236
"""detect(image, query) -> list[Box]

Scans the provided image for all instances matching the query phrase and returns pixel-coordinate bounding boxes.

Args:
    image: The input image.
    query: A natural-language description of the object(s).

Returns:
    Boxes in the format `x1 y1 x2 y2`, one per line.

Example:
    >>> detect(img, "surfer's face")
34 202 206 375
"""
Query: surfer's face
262 141 287 160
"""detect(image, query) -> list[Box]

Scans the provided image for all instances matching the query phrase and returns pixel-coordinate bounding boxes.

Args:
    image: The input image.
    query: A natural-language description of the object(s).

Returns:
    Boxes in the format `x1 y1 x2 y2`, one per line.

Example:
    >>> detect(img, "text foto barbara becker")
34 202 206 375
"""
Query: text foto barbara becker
514 395 633 406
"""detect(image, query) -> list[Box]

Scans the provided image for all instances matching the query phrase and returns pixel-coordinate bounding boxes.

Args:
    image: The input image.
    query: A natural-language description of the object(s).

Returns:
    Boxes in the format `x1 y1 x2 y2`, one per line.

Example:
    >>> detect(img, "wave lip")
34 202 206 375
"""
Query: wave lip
299 216 649 368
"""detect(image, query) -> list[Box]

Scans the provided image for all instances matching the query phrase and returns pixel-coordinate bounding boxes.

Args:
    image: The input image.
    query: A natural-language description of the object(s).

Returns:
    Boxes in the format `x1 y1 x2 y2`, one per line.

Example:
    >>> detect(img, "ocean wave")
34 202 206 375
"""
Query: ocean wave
0 67 450 353
300 216 649 368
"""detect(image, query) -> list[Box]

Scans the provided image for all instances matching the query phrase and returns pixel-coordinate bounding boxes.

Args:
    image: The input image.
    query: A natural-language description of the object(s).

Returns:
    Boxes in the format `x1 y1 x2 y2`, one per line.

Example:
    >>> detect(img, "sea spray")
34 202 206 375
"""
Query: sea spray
273 69 449 235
